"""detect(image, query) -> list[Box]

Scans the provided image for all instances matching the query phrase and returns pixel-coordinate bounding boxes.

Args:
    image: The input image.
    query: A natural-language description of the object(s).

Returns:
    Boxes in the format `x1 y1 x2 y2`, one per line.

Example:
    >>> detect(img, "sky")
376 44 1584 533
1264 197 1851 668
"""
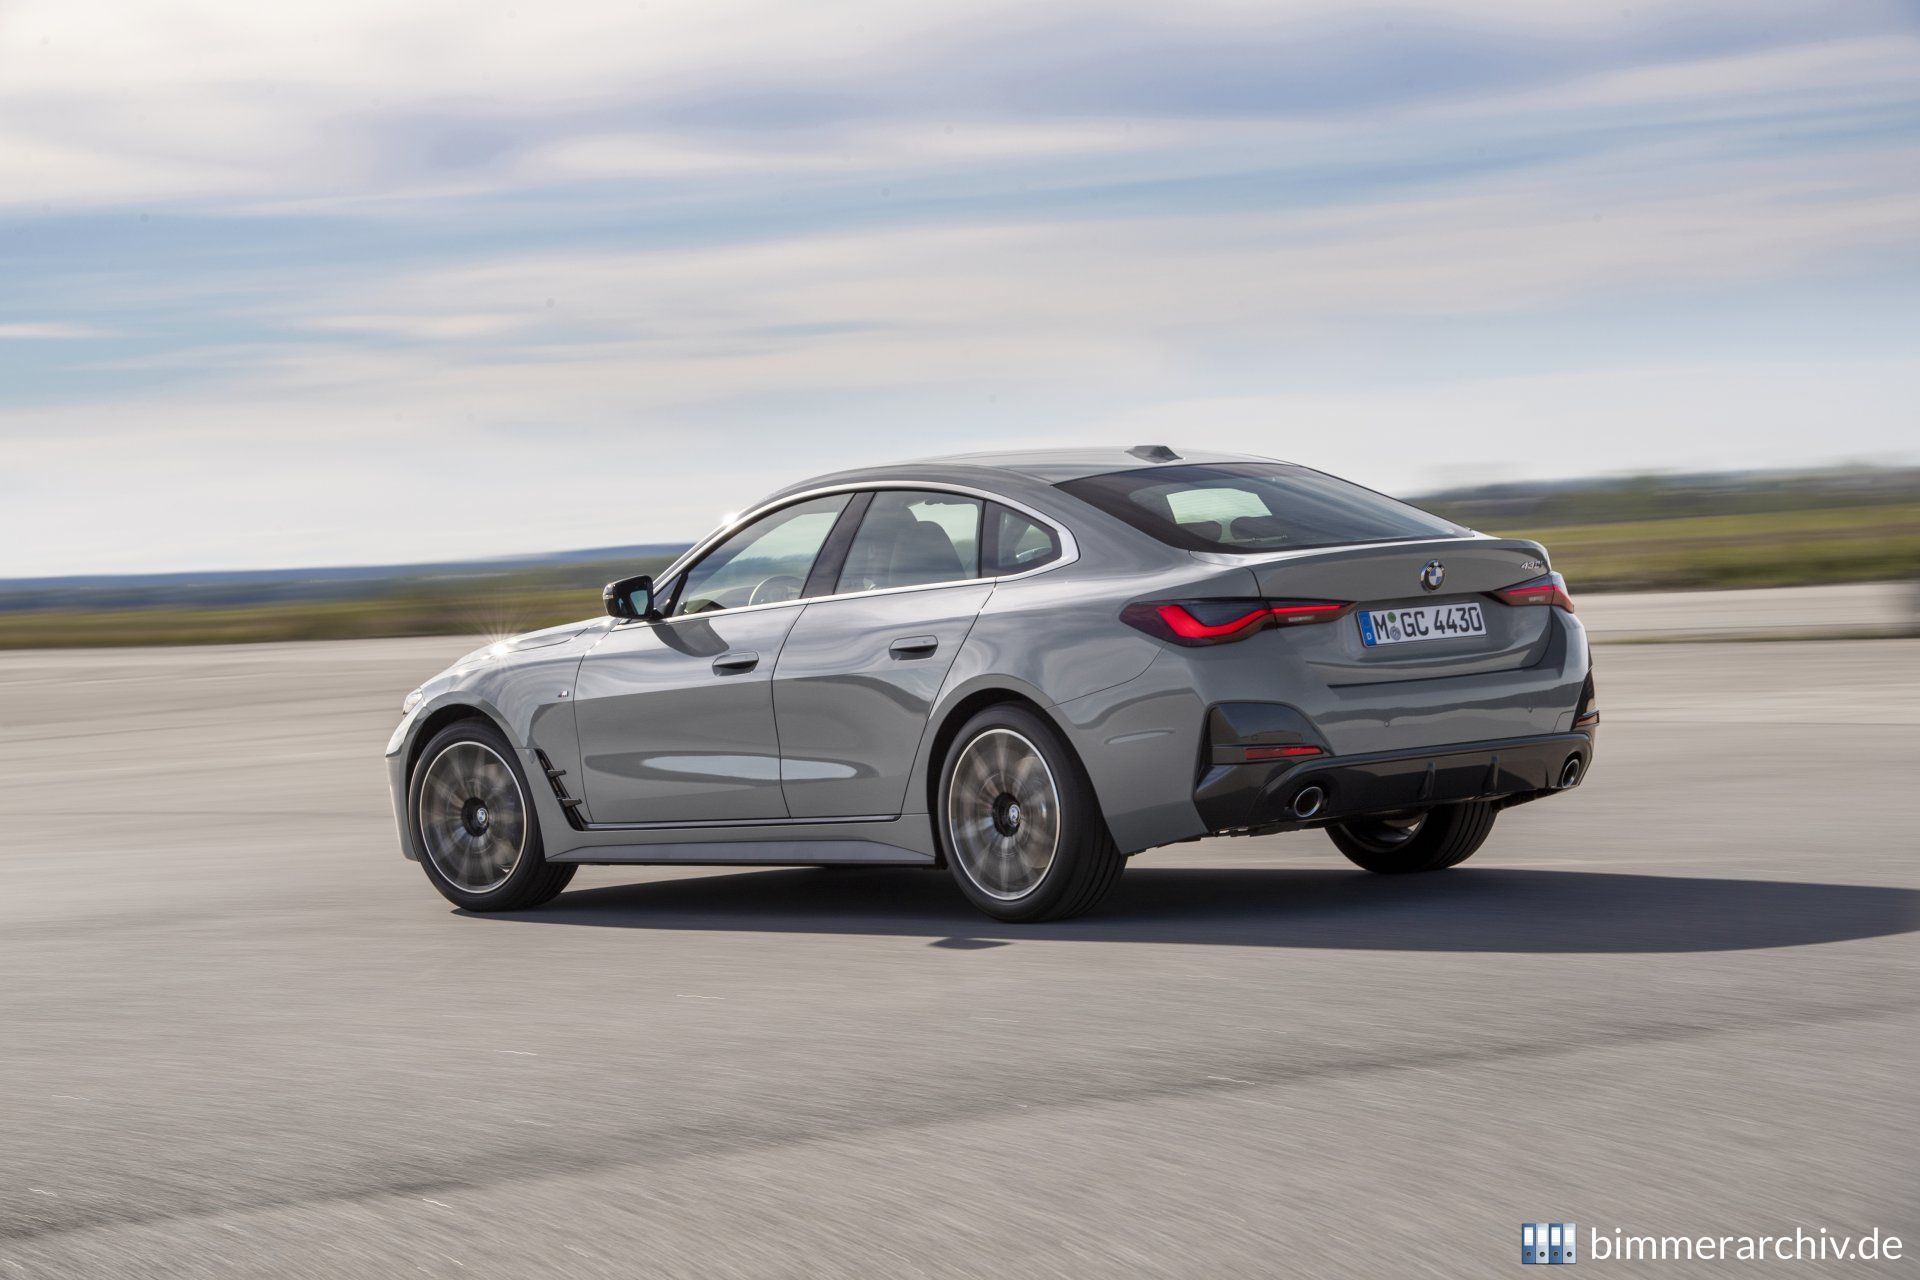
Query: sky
2 0 1918 575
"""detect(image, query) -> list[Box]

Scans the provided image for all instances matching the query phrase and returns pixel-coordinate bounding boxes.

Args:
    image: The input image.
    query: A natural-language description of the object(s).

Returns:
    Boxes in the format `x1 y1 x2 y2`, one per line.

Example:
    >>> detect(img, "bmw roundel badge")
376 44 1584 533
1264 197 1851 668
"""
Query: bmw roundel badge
1420 560 1446 591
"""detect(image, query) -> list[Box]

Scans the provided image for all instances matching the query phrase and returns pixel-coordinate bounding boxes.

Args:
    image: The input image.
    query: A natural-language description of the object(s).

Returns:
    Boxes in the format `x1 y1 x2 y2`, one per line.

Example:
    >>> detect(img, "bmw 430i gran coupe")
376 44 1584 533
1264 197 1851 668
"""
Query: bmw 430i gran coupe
387 446 1597 922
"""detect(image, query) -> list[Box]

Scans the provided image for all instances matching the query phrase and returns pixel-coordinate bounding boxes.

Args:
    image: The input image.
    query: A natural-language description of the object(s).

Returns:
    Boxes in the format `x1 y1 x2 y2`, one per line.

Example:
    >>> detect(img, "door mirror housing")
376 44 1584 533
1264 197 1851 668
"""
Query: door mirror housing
603 574 658 621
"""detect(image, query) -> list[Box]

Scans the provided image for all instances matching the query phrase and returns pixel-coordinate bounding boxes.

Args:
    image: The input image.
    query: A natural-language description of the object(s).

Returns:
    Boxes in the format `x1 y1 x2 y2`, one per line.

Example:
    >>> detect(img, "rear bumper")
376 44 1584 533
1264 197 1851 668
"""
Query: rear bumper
1195 729 1596 833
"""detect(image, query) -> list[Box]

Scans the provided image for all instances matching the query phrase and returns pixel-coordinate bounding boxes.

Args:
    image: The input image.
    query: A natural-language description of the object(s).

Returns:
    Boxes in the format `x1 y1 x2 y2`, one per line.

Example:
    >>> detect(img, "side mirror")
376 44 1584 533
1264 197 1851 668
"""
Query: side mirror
603 574 657 621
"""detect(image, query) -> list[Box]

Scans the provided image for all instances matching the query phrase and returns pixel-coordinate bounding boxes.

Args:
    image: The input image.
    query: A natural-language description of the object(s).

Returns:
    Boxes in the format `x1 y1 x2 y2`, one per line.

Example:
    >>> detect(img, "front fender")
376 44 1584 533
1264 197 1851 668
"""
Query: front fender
384 638 593 860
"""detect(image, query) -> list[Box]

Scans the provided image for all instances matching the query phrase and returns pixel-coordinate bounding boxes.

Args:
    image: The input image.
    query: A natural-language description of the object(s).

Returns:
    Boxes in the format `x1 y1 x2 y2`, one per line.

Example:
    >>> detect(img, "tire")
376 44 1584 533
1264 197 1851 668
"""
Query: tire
936 704 1125 922
1327 801 1497 874
408 719 576 911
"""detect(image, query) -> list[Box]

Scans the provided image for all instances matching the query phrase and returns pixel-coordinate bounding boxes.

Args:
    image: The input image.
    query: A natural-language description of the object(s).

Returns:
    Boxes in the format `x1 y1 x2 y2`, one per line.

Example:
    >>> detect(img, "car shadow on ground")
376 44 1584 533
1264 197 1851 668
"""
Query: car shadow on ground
473 865 1920 953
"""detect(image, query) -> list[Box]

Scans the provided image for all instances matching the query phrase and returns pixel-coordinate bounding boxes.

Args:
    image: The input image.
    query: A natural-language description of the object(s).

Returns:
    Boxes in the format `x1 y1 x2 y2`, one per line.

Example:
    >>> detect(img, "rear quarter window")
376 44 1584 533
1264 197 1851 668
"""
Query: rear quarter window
984 504 1061 575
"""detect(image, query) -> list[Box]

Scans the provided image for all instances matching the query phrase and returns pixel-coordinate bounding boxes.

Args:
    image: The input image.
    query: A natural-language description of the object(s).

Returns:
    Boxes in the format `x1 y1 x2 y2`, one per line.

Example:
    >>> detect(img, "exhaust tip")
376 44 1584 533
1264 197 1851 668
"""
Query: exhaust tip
1558 756 1584 789
1290 784 1327 820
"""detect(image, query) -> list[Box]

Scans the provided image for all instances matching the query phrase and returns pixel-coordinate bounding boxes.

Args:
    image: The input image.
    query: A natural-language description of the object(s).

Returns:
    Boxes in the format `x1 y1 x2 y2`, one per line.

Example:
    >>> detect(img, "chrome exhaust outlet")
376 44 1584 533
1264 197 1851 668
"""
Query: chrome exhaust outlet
1558 756 1584 789
1290 785 1327 820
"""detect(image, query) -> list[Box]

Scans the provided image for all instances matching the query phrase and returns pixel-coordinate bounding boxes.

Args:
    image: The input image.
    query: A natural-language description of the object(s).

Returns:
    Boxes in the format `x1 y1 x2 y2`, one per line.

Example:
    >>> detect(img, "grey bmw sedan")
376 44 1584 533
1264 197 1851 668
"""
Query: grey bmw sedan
387 446 1596 921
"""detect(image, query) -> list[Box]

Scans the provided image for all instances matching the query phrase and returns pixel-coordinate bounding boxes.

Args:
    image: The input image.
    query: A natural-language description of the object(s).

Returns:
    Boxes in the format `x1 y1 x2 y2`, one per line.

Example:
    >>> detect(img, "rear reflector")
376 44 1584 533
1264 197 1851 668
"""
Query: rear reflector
1122 598 1355 647
1488 571 1574 614
1244 744 1325 761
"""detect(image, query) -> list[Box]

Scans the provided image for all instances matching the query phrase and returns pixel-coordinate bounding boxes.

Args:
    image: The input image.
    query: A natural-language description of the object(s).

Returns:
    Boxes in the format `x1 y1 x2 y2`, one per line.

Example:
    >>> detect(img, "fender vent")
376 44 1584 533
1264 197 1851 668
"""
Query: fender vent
533 748 588 831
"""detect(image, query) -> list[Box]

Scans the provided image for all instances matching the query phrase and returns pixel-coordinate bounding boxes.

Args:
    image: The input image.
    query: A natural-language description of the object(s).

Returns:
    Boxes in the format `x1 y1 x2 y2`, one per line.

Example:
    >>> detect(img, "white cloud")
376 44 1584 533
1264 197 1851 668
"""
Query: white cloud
525 119 1175 185
3 0 1911 208
0 1 1916 572
6 340 1915 575
0 322 106 339
1092 359 1920 494
261 142 1917 380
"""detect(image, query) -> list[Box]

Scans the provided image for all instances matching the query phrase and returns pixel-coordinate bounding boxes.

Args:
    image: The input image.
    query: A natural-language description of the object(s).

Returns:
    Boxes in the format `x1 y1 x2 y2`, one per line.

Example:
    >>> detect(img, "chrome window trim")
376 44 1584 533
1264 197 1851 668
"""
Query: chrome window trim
662 490 855 621
634 481 1079 623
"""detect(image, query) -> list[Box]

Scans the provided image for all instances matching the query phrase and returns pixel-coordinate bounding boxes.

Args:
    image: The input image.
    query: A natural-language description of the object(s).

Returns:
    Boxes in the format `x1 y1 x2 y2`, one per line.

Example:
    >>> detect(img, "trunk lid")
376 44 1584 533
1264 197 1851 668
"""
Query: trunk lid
1228 536 1555 683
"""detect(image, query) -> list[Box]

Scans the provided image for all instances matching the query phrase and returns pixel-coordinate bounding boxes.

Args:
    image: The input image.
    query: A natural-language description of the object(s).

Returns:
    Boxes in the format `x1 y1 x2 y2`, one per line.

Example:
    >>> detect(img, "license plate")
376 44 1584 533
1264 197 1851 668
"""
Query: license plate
1358 602 1487 646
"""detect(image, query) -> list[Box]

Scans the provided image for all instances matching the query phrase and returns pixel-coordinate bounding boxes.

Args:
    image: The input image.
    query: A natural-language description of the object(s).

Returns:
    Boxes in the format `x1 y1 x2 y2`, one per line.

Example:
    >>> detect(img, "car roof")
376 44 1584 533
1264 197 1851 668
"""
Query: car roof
759 446 1290 510
783 449 1274 495
909 446 1283 483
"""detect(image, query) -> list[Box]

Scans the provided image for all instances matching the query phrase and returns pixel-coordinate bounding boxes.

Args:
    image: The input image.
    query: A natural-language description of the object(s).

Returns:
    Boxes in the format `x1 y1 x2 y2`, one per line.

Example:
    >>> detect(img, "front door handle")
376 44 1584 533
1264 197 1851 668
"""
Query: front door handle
712 651 760 673
889 635 939 659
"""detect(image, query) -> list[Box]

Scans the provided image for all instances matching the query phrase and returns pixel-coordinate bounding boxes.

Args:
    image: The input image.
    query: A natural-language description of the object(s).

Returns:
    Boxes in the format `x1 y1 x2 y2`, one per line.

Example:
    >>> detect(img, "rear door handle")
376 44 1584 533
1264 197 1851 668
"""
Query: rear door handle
712 651 760 673
889 635 939 658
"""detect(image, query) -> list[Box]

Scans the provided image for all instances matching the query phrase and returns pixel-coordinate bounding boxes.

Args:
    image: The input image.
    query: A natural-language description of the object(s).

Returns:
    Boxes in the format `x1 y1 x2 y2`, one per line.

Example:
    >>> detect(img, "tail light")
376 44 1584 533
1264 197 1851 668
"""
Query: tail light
1488 572 1574 614
1121 598 1355 647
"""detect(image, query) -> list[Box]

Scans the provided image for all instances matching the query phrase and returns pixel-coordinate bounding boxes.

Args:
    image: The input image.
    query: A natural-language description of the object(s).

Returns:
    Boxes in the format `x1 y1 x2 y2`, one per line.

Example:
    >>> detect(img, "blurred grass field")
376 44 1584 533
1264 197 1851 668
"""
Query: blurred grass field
2 503 1915 649
0 567 673 650
1493 502 1920 592
0 587 597 649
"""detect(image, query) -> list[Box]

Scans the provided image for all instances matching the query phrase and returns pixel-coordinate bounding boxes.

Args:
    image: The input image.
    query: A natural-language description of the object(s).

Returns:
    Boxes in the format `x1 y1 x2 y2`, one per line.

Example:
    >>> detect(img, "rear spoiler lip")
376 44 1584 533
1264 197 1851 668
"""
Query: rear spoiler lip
1186 532 1550 570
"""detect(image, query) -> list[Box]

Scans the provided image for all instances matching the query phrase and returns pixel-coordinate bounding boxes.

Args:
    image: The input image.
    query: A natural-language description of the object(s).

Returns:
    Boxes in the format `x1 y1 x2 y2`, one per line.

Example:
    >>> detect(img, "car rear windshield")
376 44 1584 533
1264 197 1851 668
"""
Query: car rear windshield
1057 462 1467 554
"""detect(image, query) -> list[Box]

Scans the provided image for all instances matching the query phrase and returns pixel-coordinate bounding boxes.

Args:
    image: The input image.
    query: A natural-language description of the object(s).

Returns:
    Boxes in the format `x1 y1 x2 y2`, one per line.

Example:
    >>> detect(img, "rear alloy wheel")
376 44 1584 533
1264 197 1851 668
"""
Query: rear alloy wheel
939 705 1124 922
1328 801 1497 874
410 720 575 911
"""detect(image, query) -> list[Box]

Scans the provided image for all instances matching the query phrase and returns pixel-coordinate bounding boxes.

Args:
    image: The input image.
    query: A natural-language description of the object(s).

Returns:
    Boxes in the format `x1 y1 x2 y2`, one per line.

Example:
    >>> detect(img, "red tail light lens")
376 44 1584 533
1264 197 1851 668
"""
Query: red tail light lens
1489 572 1574 614
1121 598 1355 646
1148 600 1270 641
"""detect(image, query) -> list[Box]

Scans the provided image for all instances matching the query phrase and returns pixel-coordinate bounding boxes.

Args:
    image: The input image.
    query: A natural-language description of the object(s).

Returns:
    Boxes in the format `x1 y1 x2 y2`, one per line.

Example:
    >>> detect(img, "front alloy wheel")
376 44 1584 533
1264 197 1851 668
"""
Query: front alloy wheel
409 720 575 911
418 740 528 893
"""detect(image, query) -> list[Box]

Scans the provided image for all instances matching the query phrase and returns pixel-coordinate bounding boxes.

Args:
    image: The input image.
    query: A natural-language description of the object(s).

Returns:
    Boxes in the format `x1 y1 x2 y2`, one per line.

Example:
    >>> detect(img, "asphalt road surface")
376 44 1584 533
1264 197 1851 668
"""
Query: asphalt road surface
2 636 1915 1278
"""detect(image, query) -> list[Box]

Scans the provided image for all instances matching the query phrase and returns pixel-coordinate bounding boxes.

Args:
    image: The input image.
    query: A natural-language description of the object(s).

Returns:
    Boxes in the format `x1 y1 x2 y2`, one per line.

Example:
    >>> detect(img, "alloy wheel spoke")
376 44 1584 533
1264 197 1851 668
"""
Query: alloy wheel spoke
947 729 1061 902
418 741 526 892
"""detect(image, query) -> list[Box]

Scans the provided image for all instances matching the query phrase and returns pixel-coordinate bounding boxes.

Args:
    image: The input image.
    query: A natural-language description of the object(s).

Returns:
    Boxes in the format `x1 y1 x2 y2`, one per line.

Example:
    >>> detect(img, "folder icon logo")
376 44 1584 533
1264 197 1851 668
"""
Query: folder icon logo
1522 1222 1576 1264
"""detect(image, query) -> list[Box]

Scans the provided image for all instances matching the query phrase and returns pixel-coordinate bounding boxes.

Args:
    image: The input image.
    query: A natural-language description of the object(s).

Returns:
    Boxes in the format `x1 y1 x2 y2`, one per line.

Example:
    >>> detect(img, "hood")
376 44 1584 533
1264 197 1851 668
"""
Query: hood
447 616 610 674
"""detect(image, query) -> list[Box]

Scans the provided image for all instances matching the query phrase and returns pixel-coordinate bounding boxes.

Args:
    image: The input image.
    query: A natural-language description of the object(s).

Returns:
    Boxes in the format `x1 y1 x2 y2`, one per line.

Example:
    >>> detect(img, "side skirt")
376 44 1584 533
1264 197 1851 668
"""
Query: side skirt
546 838 932 866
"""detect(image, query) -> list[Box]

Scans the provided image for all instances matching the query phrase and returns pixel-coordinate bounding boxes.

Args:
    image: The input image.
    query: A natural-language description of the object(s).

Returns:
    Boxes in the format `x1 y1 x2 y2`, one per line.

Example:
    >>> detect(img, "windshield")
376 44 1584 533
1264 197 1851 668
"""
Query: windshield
1058 462 1467 554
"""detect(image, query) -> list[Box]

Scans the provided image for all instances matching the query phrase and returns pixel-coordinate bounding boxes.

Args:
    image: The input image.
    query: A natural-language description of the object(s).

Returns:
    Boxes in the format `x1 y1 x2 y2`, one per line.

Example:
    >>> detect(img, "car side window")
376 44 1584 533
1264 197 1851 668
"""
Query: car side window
984 503 1061 575
834 490 983 594
671 494 851 616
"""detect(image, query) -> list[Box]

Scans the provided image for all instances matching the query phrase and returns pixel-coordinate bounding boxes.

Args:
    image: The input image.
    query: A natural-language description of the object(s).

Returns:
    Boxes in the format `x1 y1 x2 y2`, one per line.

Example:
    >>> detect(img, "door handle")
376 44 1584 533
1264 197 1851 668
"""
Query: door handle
712 651 760 673
889 635 939 659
